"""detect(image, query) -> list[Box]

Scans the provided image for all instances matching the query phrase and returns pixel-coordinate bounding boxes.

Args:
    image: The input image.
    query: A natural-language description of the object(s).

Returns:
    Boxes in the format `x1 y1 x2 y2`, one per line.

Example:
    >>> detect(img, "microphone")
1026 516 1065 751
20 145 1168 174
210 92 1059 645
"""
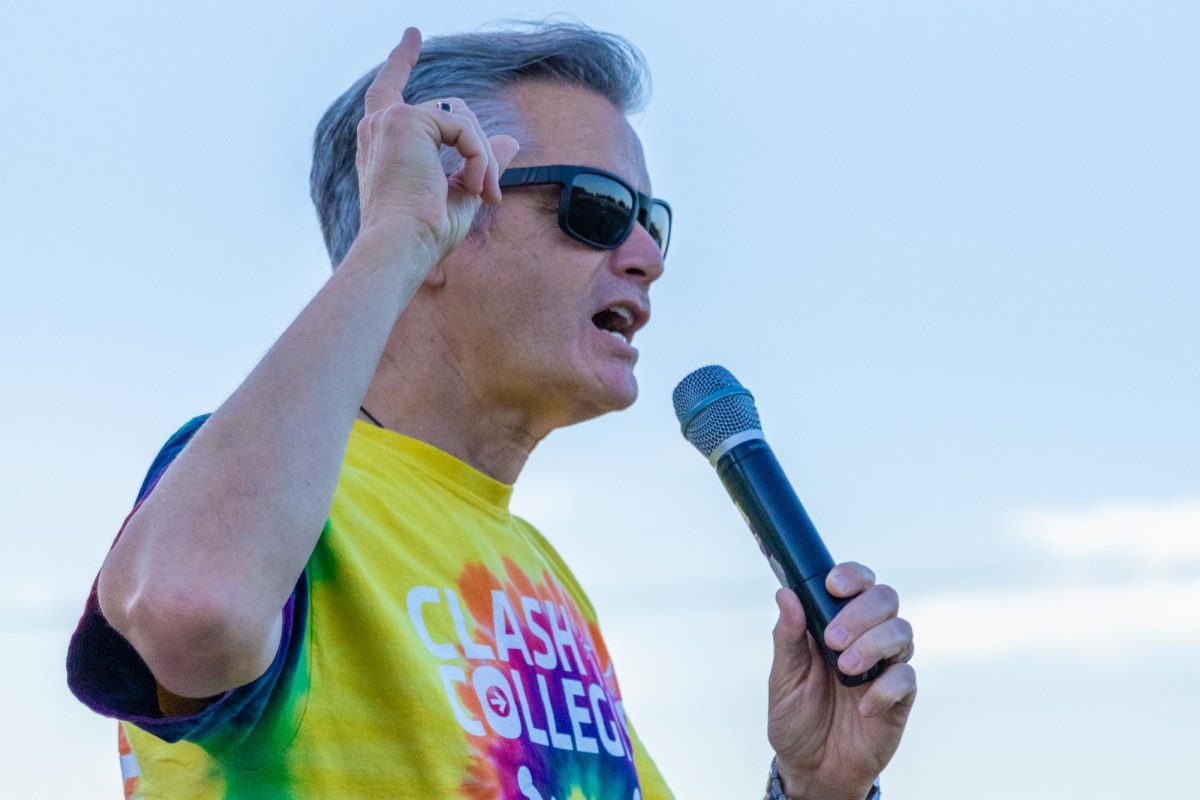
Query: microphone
672 365 885 687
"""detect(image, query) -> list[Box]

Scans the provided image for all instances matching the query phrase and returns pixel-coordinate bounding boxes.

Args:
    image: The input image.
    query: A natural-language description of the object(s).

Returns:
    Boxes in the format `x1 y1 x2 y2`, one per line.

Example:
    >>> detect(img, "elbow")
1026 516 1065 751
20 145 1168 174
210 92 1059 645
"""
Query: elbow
98 569 280 699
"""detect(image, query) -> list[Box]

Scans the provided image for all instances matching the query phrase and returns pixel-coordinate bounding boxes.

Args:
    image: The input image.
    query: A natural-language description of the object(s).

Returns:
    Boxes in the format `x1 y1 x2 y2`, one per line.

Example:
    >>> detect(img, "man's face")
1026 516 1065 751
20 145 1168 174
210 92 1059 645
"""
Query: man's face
437 80 665 430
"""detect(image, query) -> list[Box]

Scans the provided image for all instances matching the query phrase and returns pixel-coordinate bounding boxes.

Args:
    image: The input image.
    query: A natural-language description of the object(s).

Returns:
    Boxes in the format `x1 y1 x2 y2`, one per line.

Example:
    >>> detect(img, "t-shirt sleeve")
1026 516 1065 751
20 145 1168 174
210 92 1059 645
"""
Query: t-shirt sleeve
65 415 309 745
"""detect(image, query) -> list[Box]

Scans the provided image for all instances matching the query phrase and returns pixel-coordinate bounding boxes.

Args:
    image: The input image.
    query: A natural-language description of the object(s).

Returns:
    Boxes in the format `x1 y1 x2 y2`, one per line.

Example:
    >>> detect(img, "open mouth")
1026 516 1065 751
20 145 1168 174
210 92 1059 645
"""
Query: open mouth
591 305 635 344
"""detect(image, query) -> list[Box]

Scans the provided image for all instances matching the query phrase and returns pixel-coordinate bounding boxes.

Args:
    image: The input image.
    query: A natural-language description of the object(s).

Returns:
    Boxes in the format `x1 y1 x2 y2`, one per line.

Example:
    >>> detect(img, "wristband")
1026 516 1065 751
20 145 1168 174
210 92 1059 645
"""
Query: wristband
764 757 881 800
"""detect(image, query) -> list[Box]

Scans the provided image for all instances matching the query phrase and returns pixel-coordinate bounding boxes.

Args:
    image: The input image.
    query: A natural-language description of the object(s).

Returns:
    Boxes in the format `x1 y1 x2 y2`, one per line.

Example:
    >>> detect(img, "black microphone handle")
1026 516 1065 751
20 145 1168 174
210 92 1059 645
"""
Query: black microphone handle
716 439 885 687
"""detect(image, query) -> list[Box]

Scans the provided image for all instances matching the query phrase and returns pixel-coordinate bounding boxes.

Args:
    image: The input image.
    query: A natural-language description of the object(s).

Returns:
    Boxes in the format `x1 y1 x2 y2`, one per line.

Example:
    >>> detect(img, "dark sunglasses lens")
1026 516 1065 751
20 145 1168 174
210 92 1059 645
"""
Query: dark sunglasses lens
645 202 671 255
567 174 635 247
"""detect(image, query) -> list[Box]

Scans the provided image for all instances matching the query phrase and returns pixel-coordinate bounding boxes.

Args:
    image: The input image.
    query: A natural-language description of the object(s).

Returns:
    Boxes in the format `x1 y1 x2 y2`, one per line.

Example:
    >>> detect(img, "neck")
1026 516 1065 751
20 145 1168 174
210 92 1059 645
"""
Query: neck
358 321 547 486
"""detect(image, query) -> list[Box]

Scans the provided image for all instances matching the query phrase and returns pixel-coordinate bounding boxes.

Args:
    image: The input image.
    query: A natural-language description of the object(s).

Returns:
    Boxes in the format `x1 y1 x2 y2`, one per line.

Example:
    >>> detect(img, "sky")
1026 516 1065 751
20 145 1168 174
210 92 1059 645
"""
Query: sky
2 1 1198 797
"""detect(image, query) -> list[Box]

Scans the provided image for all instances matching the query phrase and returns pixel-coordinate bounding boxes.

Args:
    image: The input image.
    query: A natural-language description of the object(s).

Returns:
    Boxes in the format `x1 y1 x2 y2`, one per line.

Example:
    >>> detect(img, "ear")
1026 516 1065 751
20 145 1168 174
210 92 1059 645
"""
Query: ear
422 259 448 289
429 226 488 289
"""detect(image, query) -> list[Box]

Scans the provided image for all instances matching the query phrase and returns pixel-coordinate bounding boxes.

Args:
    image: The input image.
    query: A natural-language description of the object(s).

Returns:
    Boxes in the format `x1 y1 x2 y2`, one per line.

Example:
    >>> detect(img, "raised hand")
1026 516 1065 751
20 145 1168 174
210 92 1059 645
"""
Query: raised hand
353 27 520 267
767 562 917 800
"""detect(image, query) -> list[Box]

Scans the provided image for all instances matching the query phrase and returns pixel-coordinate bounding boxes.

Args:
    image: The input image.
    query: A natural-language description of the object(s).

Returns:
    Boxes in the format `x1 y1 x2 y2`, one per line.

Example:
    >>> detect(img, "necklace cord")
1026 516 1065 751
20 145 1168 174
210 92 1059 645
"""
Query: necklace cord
359 406 384 428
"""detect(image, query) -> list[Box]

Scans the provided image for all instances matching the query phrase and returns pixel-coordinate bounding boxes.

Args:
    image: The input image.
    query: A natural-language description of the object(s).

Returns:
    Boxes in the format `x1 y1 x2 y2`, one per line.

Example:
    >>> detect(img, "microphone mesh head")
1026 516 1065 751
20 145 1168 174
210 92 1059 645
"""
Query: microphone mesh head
672 365 762 459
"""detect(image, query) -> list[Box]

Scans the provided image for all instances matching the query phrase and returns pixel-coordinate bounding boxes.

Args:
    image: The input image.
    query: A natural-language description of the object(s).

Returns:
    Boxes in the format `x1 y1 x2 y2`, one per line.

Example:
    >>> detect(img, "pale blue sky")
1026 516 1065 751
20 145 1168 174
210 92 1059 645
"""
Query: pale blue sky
3 1 1197 797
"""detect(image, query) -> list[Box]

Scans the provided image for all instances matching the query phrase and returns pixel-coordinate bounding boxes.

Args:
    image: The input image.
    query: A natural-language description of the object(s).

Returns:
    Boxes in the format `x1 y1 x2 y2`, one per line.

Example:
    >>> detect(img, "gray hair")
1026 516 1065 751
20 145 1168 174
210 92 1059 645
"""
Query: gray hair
310 21 651 267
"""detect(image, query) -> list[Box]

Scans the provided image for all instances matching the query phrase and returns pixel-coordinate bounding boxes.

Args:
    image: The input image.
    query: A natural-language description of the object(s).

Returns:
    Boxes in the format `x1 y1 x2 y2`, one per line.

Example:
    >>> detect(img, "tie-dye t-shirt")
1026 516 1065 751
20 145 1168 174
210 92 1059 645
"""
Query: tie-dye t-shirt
67 418 673 800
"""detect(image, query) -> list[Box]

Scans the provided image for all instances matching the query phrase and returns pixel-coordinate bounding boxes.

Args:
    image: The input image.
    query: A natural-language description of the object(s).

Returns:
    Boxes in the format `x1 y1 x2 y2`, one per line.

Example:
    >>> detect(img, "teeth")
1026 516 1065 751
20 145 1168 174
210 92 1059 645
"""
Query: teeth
606 329 628 343
608 306 634 327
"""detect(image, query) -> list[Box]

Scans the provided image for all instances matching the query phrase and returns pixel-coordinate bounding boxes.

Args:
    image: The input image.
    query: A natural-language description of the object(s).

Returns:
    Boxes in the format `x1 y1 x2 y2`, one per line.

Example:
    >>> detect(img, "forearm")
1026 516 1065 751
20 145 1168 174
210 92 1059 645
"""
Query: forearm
98 229 432 697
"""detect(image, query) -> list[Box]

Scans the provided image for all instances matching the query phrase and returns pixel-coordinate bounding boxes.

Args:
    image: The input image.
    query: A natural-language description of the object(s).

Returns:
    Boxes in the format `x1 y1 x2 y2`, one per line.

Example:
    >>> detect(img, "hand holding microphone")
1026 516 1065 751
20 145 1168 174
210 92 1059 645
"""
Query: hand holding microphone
672 365 891 686
674 365 918 798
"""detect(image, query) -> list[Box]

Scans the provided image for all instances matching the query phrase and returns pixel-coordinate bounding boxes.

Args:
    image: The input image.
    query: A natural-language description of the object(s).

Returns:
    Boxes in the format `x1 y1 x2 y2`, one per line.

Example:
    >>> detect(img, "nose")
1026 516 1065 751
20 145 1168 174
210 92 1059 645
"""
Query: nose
611 222 665 285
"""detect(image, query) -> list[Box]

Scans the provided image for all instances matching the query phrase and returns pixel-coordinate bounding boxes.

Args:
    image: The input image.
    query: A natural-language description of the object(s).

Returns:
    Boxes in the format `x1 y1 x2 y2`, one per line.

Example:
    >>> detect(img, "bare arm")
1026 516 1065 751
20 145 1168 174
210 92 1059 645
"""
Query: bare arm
97 28 519 699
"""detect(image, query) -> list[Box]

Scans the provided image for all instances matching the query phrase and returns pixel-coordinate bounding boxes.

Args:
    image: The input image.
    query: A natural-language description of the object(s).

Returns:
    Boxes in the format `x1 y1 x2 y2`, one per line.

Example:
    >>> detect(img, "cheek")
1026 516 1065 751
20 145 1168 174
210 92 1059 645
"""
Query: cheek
472 286 575 356
498 273 586 333
453 246 600 355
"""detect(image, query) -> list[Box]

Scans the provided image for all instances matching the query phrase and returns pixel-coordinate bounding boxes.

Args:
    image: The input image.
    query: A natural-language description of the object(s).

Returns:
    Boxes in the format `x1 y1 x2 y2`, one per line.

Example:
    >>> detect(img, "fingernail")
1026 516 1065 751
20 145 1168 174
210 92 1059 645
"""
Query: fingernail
860 699 879 717
826 625 848 649
831 574 851 594
840 650 862 673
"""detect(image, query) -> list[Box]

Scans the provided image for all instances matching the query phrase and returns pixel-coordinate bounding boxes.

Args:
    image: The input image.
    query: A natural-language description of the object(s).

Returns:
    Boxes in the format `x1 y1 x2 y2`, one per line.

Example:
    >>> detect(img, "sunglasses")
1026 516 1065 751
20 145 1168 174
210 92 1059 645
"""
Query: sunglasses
498 165 672 258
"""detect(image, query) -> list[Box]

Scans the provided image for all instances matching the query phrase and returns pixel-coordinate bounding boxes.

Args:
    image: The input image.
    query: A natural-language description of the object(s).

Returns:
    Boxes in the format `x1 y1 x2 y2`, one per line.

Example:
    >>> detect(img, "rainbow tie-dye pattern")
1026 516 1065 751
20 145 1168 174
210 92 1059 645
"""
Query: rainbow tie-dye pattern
68 419 673 799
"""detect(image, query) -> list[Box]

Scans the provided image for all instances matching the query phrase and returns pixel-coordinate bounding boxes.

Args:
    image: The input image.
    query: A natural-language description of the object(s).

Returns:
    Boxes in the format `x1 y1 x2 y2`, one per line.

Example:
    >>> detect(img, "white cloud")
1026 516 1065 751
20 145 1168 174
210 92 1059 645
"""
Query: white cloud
1017 498 1200 562
906 577 1200 665
906 498 1200 664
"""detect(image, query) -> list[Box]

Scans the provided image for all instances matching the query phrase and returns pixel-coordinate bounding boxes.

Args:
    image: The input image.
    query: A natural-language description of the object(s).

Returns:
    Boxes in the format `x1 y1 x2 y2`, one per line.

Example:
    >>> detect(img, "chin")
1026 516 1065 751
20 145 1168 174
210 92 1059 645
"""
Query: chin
592 369 640 414
555 370 639 428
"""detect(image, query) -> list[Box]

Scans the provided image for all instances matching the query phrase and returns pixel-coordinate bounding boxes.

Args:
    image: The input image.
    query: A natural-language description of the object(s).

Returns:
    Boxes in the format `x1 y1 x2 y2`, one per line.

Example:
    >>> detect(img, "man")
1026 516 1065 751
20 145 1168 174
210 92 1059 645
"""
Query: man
68 22 915 800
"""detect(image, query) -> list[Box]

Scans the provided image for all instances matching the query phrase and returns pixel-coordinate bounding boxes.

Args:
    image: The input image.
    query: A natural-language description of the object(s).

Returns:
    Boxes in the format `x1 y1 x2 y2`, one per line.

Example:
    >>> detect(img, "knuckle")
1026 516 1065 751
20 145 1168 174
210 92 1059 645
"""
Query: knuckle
382 103 413 122
874 583 899 607
876 665 902 688
867 674 893 697
834 561 875 589
888 661 915 684
895 664 918 695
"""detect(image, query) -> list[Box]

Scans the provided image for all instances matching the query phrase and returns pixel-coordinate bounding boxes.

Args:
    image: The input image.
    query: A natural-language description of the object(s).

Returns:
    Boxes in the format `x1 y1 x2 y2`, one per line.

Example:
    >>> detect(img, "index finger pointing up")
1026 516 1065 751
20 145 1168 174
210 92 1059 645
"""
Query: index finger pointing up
364 27 422 114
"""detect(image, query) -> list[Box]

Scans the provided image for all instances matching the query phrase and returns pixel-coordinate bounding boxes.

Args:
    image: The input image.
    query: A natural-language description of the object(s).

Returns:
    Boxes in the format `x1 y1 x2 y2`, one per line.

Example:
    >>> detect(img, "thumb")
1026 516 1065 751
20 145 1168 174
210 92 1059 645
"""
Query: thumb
491 134 521 174
771 587 815 682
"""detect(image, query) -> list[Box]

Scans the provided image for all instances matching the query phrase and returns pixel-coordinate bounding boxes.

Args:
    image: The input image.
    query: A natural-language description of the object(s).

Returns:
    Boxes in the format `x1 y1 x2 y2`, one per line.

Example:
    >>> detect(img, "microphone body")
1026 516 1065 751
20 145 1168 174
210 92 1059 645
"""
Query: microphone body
717 438 883 686
674 366 885 687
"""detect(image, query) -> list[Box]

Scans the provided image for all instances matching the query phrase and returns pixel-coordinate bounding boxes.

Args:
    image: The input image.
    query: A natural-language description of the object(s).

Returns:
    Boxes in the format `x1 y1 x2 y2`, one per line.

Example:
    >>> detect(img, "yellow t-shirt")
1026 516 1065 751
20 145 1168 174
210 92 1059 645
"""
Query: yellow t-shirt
77 420 673 799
